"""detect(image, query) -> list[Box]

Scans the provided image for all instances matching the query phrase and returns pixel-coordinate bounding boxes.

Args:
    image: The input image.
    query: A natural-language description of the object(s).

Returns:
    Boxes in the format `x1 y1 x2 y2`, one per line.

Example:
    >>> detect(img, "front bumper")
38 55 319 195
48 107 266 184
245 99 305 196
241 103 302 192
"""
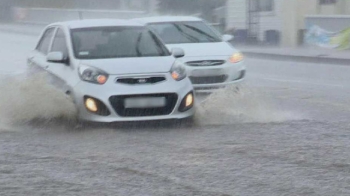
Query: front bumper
181 56 246 92
72 73 195 122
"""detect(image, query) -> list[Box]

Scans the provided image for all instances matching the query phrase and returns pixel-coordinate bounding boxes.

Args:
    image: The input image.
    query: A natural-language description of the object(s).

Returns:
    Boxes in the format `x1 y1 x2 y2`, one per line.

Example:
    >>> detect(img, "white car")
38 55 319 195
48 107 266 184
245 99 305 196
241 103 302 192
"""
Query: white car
132 16 246 92
27 19 195 122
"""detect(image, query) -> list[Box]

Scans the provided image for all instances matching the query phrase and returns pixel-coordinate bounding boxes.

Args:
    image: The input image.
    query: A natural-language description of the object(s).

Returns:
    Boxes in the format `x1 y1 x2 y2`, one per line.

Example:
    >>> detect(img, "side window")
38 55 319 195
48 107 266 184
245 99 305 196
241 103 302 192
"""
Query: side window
51 28 68 58
36 28 55 55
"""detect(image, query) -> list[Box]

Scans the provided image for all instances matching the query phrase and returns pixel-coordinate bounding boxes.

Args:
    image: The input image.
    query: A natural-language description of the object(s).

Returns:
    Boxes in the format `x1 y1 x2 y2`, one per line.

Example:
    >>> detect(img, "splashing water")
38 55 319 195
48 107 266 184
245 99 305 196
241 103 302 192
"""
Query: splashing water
0 71 300 130
0 73 77 127
195 85 301 125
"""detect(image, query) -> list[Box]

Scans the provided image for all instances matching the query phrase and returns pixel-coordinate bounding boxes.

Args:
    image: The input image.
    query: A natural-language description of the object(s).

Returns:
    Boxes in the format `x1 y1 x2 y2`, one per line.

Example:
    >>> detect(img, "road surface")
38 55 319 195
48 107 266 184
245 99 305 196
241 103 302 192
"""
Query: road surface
0 29 350 196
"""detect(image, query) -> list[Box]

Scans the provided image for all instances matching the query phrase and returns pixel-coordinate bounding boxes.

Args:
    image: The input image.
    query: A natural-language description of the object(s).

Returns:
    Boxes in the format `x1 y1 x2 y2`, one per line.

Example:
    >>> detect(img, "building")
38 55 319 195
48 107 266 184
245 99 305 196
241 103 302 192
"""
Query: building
223 0 350 47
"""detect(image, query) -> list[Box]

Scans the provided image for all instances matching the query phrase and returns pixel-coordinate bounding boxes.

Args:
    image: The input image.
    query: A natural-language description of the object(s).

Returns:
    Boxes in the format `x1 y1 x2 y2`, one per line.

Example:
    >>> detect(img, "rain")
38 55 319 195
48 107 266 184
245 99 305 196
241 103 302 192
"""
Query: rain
0 0 350 195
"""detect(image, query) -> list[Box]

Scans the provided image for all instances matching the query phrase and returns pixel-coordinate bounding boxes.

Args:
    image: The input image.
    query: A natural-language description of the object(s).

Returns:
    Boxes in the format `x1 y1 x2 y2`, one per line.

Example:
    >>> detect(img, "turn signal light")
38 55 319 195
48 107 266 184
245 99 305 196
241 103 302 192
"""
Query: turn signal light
96 75 107 84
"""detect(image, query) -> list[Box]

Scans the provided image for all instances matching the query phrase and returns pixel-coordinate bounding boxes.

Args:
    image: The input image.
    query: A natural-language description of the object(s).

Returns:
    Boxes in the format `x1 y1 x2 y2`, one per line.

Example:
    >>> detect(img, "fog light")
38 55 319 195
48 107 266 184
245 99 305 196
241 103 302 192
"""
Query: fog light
179 92 194 112
185 93 193 107
85 98 98 112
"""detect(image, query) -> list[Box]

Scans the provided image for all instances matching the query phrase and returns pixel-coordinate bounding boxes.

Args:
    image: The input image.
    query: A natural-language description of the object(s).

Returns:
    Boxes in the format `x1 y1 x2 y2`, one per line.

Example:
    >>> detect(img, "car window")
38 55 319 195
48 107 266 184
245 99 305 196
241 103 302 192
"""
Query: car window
36 28 55 55
71 26 170 59
51 28 68 58
148 21 222 44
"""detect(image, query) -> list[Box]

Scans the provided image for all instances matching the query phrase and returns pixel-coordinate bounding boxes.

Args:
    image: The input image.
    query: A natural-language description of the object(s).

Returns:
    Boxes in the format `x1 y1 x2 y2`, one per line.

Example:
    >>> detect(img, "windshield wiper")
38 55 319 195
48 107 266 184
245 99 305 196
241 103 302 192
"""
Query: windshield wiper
173 24 200 43
150 32 167 56
135 33 143 57
181 24 217 42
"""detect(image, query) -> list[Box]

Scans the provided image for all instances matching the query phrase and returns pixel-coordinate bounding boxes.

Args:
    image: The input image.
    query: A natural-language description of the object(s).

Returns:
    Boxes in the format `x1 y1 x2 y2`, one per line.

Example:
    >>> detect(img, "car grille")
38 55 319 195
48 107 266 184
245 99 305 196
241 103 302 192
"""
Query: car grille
117 77 166 85
109 93 178 117
186 60 225 67
189 75 228 84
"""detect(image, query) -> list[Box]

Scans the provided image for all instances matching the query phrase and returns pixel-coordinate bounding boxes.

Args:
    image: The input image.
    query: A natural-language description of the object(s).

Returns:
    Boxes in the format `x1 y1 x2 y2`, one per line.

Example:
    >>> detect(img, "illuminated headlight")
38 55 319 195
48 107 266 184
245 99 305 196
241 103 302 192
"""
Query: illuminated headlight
185 93 193 107
83 96 111 116
229 52 244 63
170 61 187 81
179 92 194 112
85 98 98 112
79 65 108 84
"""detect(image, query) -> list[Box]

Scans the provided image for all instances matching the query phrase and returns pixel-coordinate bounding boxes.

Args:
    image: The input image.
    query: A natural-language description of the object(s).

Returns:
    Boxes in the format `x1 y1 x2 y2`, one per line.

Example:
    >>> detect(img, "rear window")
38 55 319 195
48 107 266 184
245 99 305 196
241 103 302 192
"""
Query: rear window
71 26 170 59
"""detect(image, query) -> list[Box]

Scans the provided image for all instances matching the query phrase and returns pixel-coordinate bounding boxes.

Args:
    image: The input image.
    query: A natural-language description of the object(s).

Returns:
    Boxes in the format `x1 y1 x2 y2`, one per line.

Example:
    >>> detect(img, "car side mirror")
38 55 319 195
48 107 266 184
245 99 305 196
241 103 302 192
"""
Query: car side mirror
47 52 69 65
222 34 234 42
171 48 185 58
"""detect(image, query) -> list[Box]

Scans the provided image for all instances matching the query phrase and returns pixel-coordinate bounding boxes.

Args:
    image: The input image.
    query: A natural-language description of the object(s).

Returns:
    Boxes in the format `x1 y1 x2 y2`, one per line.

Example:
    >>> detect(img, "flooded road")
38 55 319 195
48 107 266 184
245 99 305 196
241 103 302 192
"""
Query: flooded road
1 29 350 196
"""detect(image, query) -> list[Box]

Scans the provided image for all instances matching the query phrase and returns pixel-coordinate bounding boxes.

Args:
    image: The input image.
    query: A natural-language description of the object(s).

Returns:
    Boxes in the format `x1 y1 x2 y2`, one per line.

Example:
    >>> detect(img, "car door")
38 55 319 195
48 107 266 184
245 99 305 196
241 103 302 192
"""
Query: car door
46 27 75 94
28 27 56 76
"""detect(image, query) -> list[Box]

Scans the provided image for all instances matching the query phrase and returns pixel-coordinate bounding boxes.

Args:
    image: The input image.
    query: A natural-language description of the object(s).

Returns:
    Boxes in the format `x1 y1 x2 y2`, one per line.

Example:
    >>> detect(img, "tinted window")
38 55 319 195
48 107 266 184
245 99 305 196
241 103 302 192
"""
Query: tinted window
36 28 55 55
148 21 222 44
71 26 170 59
51 28 68 57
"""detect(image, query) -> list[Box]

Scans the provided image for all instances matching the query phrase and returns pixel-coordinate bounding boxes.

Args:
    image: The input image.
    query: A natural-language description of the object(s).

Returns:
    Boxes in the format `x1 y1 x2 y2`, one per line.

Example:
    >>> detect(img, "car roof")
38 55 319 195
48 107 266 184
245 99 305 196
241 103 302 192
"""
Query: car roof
48 19 144 29
132 16 202 24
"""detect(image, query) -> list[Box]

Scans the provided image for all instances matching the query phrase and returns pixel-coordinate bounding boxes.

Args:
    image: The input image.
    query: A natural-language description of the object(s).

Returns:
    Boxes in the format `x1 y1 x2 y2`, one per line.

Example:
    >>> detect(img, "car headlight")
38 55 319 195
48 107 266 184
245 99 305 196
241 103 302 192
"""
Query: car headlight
229 52 244 63
78 65 108 84
170 61 187 81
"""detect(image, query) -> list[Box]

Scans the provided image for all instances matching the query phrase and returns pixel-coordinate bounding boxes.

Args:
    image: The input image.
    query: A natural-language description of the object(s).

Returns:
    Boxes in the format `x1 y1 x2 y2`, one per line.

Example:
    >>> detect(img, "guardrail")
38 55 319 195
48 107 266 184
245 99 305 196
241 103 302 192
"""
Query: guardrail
12 7 150 25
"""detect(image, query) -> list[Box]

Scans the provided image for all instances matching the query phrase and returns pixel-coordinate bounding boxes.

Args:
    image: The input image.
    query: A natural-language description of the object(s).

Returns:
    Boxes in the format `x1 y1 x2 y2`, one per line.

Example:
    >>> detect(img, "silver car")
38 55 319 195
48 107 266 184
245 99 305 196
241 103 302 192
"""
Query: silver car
27 19 195 122
132 16 246 92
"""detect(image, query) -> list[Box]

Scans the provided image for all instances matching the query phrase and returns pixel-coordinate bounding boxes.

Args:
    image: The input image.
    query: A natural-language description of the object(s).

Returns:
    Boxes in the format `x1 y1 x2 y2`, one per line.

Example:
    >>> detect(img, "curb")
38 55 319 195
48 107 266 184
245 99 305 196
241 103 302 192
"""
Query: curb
242 51 350 66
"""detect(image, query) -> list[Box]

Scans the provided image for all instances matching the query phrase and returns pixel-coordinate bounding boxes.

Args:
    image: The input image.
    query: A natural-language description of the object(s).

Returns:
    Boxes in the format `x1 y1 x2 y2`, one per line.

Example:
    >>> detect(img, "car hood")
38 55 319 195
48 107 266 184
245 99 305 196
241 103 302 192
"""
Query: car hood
166 42 237 57
79 56 175 75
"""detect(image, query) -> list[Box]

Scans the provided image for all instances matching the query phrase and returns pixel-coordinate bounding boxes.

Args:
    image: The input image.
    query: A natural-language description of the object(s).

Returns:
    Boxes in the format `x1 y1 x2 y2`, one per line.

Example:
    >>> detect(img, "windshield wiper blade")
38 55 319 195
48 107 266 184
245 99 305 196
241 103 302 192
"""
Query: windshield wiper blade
182 24 217 42
135 33 143 57
173 24 200 43
150 33 166 56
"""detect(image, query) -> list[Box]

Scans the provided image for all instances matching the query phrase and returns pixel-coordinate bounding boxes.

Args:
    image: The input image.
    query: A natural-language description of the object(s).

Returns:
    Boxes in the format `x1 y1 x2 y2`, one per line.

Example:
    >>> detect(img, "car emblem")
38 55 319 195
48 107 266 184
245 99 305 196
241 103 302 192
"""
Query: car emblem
138 78 147 83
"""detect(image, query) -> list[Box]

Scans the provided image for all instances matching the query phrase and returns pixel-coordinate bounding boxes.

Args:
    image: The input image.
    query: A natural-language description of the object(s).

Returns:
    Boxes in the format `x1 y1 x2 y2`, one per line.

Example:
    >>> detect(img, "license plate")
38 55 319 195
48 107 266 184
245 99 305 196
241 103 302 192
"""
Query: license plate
191 69 223 76
124 97 166 108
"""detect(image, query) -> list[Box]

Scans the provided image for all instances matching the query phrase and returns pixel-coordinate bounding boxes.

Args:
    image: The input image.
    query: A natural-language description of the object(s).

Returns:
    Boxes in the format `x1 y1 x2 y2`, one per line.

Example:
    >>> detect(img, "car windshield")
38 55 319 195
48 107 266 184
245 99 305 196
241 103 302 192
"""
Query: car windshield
71 26 170 59
148 21 222 44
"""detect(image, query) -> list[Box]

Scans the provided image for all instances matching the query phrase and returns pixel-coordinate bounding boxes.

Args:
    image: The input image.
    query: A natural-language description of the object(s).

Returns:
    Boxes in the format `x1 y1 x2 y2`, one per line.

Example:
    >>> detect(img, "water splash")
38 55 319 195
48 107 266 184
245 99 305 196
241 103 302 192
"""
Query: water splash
0 73 77 127
195 85 301 125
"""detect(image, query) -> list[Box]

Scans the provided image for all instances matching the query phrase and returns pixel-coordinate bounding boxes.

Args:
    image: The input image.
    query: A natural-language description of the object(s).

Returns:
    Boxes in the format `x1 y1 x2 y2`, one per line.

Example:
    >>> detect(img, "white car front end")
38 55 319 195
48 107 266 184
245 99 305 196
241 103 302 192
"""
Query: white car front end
132 16 246 92
167 42 245 92
72 58 195 123
72 71 195 123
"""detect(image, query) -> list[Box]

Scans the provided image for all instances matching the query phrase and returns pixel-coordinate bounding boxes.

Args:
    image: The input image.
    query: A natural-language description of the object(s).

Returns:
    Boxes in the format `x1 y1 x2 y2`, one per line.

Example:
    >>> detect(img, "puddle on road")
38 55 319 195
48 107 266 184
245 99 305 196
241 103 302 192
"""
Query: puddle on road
0 73 77 129
195 85 302 125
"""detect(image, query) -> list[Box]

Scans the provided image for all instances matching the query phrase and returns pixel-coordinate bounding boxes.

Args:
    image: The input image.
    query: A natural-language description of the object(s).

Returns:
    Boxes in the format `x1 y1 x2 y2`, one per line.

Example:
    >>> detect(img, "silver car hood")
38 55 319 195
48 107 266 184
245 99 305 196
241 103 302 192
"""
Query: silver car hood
166 42 237 57
79 56 175 75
